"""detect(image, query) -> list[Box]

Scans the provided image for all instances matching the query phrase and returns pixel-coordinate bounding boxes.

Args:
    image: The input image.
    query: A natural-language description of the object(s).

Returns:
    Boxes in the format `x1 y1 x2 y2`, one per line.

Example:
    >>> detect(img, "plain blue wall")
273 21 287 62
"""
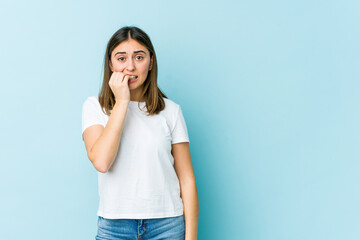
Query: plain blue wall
0 0 359 239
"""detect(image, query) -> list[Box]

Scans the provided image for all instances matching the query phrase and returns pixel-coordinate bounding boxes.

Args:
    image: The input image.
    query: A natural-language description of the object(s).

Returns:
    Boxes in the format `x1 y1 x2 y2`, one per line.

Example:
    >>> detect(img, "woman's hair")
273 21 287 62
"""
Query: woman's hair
98 26 167 116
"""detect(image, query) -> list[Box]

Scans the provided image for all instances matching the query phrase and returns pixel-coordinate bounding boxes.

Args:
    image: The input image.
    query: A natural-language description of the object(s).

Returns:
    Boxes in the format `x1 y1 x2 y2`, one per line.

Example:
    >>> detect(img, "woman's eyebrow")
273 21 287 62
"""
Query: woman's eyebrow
114 50 146 56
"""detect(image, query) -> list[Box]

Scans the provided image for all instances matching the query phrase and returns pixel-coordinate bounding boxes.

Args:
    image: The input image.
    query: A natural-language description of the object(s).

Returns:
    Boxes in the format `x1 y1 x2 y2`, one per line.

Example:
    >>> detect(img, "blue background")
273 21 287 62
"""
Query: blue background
1 0 359 239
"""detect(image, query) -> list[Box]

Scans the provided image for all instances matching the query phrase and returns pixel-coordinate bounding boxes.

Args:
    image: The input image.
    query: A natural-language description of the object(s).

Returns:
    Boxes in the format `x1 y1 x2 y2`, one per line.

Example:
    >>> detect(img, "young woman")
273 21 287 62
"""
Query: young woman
81 26 199 240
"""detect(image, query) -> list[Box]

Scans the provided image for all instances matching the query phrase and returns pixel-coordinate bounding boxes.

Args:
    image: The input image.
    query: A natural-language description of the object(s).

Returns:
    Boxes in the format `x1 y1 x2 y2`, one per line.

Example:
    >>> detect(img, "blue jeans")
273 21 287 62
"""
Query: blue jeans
95 214 185 240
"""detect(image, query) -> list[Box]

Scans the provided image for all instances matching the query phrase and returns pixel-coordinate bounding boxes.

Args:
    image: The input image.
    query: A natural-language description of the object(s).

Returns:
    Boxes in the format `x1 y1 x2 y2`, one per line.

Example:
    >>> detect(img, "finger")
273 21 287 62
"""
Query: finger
115 72 122 85
122 74 130 84
117 72 124 83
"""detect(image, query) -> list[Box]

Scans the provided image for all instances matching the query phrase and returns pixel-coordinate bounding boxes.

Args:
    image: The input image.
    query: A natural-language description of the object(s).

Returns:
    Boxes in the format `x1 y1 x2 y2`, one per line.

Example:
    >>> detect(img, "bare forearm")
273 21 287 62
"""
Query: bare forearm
90 101 129 172
181 180 199 240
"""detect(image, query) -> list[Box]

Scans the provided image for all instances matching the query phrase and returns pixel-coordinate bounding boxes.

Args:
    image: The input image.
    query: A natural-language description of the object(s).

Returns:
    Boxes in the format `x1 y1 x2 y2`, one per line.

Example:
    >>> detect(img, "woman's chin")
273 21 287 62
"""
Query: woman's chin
129 82 143 91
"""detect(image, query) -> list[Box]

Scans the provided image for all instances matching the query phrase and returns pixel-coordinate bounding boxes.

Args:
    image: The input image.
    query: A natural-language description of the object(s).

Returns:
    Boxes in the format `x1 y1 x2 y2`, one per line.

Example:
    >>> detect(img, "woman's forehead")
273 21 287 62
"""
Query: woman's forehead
113 40 148 55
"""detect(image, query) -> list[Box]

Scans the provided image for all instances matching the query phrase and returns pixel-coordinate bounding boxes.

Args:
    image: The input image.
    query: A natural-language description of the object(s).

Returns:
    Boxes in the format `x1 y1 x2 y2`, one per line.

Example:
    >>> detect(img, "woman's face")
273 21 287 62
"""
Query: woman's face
109 38 153 92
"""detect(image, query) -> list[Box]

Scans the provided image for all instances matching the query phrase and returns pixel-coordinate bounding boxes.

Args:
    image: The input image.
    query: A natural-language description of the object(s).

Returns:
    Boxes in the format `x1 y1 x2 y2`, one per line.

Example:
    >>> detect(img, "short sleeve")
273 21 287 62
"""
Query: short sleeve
81 97 105 140
171 105 190 144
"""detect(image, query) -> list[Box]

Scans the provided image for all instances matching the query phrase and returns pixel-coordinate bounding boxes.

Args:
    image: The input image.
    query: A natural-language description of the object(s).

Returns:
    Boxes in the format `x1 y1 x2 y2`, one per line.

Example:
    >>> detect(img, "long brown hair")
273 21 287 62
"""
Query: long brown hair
98 26 167 116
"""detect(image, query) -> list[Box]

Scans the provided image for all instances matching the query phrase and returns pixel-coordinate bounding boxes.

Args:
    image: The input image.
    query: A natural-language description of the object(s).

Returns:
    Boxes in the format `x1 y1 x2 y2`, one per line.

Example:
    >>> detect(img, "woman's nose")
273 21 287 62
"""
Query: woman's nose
126 59 135 71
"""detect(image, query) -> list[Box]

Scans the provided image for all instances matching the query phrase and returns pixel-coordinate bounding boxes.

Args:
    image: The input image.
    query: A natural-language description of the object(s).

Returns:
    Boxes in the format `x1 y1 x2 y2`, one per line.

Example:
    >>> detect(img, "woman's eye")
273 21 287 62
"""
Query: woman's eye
118 56 143 61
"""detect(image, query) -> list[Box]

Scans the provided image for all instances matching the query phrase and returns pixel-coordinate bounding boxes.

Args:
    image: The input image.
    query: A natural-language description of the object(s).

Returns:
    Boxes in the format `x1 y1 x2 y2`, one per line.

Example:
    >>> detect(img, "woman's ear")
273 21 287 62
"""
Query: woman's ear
149 56 153 71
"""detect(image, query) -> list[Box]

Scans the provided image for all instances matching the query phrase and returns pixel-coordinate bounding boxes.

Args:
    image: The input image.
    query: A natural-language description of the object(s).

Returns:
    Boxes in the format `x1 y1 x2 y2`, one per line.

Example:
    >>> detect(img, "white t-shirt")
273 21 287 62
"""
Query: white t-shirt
81 96 190 219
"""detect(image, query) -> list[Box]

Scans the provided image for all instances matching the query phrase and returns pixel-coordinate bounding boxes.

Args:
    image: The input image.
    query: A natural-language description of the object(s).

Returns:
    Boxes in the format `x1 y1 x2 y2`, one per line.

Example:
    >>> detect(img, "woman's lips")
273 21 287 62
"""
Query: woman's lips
128 75 138 83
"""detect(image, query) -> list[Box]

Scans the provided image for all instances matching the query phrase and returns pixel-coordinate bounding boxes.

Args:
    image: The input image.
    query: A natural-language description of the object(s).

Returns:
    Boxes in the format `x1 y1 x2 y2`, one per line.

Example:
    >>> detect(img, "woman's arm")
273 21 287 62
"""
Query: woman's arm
83 100 129 173
172 142 199 240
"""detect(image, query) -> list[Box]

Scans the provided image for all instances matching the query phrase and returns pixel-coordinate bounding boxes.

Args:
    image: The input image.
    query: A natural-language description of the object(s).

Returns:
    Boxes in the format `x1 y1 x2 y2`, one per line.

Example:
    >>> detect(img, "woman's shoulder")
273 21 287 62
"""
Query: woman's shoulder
83 95 100 105
163 97 181 111
82 96 102 111
86 95 99 102
163 97 180 107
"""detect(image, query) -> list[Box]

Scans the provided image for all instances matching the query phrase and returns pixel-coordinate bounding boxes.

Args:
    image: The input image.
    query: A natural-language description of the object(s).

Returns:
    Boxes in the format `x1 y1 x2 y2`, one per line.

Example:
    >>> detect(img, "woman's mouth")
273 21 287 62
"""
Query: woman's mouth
128 75 138 83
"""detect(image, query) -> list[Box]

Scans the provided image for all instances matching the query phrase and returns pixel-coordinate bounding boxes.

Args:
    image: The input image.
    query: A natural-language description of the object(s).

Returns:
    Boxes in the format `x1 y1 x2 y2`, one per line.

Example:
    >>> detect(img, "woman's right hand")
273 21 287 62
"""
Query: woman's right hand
108 71 131 103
